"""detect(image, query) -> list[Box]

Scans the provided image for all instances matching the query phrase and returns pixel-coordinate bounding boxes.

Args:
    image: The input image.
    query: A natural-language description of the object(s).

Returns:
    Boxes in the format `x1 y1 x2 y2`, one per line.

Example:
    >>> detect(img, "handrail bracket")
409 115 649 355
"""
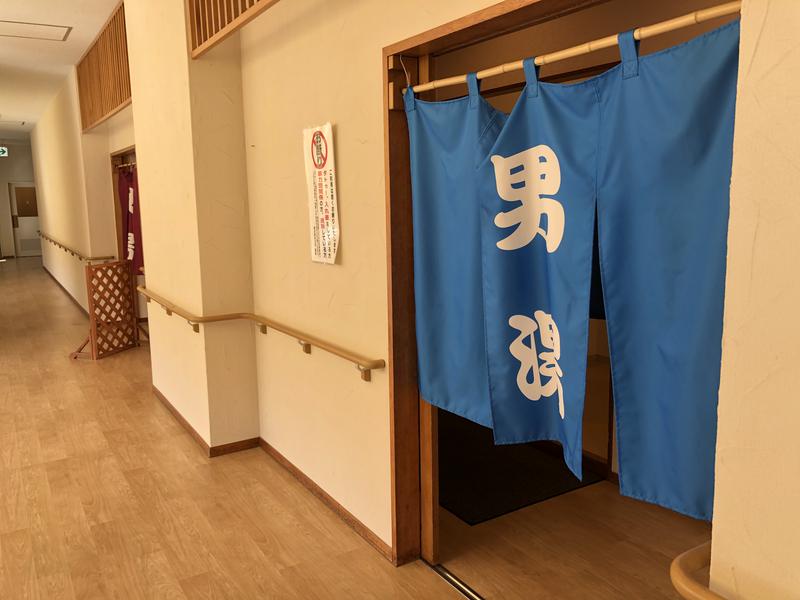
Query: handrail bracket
357 364 372 382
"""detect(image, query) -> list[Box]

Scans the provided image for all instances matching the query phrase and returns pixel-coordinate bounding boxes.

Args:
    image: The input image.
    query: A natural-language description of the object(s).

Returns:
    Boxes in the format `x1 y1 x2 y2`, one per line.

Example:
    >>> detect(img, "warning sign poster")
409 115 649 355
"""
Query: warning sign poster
303 123 340 264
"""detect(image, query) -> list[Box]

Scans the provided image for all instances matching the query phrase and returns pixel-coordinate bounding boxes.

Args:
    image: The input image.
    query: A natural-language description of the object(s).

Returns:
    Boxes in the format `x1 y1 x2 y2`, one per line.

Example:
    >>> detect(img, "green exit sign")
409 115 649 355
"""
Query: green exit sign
0 147 8 158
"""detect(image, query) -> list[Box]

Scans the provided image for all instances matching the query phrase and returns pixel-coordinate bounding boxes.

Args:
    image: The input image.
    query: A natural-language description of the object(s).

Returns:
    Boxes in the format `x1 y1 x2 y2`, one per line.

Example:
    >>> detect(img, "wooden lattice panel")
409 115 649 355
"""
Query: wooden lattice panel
186 0 282 58
76 3 131 131
85 261 139 359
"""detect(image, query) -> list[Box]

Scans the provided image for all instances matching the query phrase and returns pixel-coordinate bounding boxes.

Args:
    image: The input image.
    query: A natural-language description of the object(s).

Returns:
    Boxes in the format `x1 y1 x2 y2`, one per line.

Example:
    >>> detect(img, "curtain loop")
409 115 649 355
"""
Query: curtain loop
467 73 480 109
618 30 640 79
400 55 417 111
523 58 540 98
398 55 411 88
403 85 416 112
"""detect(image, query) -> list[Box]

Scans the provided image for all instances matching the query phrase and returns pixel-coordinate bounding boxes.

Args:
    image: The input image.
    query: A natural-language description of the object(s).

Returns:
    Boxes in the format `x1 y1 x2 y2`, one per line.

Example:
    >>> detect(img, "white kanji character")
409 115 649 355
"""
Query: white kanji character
508 309 565 419
491 145 565 252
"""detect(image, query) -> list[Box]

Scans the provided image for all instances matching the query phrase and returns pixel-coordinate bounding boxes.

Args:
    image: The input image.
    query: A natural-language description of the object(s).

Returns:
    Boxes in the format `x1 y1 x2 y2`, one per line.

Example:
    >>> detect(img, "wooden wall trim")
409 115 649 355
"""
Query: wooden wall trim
383 49 422 566
383 0 607 57
258 439 395 563
209 437 260 457
83 98 132 133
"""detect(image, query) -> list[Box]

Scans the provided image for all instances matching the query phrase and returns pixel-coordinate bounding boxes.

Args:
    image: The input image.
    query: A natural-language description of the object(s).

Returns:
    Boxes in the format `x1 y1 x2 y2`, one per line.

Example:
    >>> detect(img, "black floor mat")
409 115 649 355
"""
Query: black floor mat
438 410 605 525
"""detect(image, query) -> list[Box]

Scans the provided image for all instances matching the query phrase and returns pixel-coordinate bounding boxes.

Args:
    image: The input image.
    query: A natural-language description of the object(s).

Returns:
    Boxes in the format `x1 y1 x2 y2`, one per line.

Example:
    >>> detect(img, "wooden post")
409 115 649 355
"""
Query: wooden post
384 50 422 566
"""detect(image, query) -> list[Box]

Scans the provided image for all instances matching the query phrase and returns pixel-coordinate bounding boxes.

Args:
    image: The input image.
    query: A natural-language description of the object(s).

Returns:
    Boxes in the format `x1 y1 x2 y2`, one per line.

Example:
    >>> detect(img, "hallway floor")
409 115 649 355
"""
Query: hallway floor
1 257 710 599
440 483 710 599
0 258 456 599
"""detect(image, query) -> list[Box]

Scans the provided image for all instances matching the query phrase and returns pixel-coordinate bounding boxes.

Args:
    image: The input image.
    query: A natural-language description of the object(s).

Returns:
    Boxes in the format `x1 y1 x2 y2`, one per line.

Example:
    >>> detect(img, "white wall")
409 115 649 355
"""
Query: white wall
0 141 35 257
710 0 800 598
239 0 499 546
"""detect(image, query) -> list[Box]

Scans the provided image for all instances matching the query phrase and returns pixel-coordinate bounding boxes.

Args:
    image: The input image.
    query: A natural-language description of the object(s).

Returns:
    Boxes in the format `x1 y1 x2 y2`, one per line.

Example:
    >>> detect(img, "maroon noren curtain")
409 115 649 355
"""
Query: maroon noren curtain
117 166 144 272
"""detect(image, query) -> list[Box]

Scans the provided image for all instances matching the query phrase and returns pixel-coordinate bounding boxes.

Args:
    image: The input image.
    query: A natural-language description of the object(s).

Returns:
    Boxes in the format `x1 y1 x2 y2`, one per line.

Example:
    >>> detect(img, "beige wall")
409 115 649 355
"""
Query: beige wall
31 71 134 310
125 0 212 441
122 0 506 545
239 0 499 545
189 36 259 447
125 1 258 446
126 0 725 550
236 0 724 546
710 0 800 598
81 106 134 258
31 70 93 308
22 0 800 580
0 141 35 257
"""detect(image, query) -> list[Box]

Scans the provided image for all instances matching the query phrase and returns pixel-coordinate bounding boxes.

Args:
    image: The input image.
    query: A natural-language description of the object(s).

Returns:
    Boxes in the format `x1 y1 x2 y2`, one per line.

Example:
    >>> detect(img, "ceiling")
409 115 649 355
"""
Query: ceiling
0 0 120 141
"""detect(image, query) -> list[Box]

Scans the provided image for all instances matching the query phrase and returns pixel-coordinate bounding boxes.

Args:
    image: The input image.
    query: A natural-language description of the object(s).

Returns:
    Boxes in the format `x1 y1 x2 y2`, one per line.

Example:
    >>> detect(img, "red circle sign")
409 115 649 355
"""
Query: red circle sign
310 130 328 169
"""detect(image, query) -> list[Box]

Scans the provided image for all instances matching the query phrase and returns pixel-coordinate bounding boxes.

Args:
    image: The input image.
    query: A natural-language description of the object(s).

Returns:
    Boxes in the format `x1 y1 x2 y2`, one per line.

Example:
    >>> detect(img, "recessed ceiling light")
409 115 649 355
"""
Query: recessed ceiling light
0 20 71 42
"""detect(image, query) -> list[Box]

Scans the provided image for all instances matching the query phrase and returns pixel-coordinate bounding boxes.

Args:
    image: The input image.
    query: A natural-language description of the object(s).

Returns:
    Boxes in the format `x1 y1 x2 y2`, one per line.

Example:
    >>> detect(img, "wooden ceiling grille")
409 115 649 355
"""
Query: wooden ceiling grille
186 0 282 59
76 2 131 131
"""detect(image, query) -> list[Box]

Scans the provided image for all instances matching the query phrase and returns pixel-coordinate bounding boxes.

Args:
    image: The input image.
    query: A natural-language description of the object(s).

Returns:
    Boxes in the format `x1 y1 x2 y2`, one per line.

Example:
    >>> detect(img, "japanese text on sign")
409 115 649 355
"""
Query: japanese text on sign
303 123 340 264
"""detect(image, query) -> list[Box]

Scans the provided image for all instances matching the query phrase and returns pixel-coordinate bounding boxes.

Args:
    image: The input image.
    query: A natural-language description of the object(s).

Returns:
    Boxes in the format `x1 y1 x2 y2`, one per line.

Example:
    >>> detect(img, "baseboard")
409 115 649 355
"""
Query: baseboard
209 437 260 457
42 265 89 316
258 438 395 564
152 385 260 458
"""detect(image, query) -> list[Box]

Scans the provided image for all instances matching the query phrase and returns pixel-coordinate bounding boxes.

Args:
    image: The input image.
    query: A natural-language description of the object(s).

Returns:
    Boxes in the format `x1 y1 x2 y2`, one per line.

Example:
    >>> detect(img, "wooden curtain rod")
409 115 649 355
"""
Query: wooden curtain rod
407 1 741 94
137 286 386 382
38 231 115 263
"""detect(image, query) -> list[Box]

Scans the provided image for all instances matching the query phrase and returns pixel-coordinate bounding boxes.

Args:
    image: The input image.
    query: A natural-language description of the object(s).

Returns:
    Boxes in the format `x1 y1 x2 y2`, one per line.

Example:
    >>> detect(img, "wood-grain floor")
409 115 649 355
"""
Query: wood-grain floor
0 258 457 599
440 478 711 599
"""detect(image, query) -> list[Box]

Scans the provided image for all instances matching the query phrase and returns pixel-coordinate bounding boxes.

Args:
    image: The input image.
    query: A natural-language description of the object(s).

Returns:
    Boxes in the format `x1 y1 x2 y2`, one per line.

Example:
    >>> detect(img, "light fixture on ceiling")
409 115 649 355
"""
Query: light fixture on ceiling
0 20 72 42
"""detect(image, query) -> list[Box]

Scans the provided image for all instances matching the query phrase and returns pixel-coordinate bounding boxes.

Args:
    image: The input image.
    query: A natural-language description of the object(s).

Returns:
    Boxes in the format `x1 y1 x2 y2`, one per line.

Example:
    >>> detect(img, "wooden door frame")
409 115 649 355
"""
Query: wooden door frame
7 181 38 257
110 145 136 260
382 0 608 566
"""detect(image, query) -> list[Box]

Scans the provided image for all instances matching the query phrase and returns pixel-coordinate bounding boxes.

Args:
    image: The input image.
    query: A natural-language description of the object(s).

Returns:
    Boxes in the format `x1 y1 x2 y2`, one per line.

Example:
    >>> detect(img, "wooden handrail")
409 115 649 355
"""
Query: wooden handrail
137 286 386 382
671 541 726 600
39 232 116 263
